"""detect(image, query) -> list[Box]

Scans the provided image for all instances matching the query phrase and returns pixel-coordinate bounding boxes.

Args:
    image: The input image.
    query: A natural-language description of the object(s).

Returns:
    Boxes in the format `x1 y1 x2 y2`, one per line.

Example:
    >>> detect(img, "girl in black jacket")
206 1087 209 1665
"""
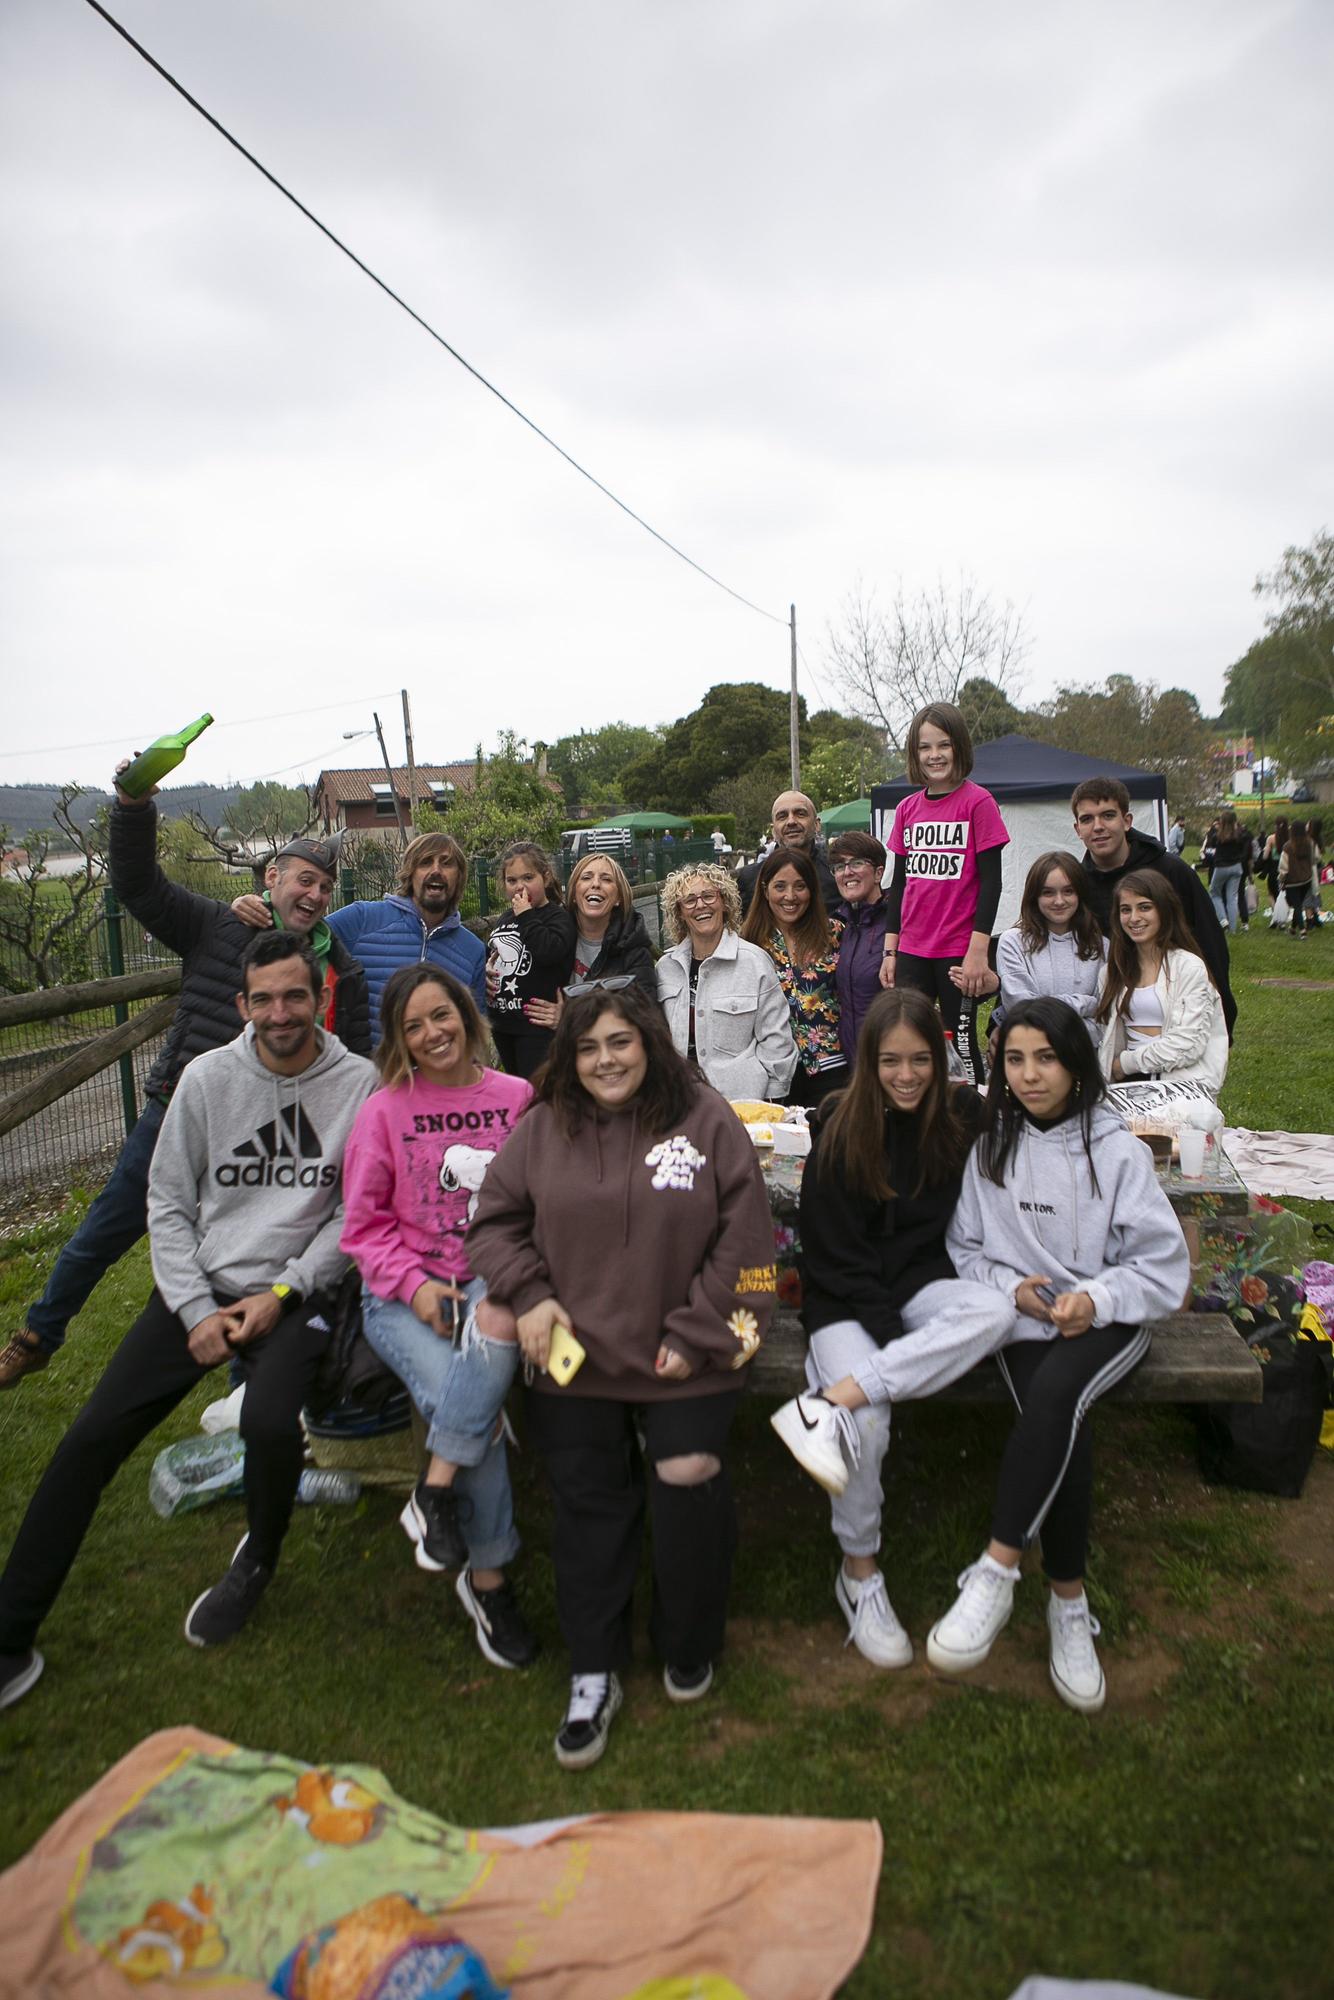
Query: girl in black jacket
770 988 1017 1670
486 844 576 1077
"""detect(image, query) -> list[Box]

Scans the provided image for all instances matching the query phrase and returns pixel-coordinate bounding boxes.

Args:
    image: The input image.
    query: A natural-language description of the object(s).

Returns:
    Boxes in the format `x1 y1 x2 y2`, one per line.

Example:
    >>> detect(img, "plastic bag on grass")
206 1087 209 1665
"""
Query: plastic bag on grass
149 1431 245 1519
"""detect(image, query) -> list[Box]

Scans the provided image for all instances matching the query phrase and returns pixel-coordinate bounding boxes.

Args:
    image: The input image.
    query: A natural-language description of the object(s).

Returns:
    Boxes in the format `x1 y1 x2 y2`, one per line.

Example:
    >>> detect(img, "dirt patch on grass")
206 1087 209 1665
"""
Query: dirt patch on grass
1270 1452 1334 1612
1250 977 1334 991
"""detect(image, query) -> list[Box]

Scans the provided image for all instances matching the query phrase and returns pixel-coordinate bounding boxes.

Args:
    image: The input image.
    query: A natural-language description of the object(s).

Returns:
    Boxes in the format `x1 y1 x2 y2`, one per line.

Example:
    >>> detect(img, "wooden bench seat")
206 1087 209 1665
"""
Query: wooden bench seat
747 1308 1263 1405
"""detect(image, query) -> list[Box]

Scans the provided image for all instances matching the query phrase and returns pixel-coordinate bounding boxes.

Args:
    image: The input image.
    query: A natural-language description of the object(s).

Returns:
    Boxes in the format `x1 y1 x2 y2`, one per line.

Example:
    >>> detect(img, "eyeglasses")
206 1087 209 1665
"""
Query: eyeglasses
833 860 874 875
563 974 637 998
680 891 721 909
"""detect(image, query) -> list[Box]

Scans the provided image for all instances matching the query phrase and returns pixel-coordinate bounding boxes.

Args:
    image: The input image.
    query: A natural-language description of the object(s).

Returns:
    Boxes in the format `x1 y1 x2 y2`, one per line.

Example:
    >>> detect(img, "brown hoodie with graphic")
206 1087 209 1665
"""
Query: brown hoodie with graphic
466 1085 777 1400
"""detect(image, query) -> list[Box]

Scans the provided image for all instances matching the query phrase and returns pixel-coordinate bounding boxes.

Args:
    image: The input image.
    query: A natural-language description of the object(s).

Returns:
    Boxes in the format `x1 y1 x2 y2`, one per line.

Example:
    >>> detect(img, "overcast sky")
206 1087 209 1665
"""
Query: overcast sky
3 0 1331 791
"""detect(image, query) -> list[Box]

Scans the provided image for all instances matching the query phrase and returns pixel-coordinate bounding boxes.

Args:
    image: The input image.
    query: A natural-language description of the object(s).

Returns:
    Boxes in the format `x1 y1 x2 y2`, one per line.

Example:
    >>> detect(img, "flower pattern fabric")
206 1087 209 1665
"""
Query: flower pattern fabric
767 924 846 1078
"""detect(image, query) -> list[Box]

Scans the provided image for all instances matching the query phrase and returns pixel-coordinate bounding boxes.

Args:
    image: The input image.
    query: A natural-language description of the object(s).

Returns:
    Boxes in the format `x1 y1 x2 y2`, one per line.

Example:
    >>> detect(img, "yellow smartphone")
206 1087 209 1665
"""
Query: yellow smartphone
546 1321 586 1386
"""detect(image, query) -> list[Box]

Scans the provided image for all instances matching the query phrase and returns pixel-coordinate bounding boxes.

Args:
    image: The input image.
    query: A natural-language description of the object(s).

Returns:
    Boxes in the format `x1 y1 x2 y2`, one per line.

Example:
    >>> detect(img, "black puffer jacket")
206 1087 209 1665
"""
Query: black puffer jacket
111 801 372 1098
579 905 658 996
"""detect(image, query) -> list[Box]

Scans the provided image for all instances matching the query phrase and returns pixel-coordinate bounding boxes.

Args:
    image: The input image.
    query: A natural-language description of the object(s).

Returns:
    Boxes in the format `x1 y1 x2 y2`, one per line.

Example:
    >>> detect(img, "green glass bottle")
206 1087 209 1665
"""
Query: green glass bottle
117 714 215 798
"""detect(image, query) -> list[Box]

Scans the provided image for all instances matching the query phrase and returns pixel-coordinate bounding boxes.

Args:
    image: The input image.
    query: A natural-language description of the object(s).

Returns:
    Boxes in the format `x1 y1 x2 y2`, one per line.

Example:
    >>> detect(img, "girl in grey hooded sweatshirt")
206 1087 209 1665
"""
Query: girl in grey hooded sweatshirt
927 996 1189 1714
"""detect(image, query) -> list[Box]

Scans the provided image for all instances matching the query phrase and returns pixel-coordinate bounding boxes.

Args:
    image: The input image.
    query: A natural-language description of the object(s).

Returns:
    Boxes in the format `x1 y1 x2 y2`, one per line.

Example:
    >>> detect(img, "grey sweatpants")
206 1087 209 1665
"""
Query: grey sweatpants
806 1279 1018 1558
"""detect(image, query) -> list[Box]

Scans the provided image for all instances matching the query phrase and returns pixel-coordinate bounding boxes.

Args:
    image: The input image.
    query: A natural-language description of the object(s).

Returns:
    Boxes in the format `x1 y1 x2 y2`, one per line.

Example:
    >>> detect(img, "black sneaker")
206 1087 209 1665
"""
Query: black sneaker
554 1672 622 1770
0 1647 44 1709
456 1570 539 1670
184 1537 272 1648
400 1480 468 1573
663 1661 714 1704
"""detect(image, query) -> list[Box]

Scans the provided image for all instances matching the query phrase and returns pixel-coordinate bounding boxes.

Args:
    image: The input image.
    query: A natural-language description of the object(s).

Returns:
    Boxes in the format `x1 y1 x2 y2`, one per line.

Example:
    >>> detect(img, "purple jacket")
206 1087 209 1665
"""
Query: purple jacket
835 896 891 1064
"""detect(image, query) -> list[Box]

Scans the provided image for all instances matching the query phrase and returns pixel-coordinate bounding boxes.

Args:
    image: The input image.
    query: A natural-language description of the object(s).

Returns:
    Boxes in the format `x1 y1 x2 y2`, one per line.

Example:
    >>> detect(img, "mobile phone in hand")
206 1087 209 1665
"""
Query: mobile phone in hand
1033 1283 1060 1308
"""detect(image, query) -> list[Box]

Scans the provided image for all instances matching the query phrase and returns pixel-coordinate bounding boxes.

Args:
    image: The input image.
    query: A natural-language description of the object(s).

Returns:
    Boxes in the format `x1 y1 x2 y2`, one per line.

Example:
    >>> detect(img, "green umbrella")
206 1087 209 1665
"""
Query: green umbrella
585 811 695 832
819 797 873 832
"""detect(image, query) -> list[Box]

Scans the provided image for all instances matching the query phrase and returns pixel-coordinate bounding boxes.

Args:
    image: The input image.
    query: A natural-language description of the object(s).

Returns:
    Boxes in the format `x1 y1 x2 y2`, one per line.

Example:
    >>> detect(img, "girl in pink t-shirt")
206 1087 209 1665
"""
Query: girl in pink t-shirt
882 703 1008 1079
341 964 536 1669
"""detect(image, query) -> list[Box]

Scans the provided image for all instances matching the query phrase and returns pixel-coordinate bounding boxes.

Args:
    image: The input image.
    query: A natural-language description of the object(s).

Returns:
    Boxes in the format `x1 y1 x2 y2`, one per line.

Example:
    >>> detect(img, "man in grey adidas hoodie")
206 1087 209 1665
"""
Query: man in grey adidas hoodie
0 933 375 1713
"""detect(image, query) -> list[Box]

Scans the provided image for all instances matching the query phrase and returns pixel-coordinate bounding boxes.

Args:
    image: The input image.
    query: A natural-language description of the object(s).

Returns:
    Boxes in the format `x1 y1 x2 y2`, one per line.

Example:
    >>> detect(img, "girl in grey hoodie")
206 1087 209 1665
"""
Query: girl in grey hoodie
927 997 1190 1714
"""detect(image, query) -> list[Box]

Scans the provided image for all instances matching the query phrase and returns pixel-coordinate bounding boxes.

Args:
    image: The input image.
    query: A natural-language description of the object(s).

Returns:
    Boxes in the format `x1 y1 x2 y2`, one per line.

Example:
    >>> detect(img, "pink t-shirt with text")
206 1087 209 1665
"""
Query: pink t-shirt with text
888 779 1009 959
341 1068 533 1303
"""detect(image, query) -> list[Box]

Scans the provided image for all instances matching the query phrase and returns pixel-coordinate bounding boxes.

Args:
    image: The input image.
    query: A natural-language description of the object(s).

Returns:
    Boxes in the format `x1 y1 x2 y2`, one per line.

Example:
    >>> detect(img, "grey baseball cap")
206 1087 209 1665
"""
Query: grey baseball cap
273 831 344 876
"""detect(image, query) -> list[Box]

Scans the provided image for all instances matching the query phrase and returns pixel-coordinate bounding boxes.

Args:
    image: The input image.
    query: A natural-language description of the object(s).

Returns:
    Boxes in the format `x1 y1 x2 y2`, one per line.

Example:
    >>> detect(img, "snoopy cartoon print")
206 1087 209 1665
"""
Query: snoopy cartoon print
439 1142 499 1222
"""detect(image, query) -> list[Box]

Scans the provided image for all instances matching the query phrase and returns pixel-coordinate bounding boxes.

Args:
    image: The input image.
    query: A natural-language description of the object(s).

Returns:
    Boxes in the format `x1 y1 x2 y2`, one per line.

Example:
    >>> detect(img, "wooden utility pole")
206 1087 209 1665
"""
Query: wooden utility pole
373 710 409 843
402 688 419 824
789 604 800 789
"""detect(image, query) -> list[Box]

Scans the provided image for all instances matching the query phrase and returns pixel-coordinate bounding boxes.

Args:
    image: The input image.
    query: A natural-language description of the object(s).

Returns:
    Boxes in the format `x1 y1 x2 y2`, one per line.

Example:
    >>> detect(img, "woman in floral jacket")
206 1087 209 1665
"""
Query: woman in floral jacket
740 848 846 1106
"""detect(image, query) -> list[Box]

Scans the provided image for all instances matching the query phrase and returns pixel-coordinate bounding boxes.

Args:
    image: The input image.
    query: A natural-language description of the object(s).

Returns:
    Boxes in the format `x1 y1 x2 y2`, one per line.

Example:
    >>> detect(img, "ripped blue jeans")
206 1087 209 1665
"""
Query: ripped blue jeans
360 1276 520 1569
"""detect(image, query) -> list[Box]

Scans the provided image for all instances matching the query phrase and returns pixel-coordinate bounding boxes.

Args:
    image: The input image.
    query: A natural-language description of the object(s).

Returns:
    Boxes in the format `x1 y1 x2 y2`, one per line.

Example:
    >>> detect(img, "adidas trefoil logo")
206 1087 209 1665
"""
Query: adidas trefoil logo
215 1103 338 1189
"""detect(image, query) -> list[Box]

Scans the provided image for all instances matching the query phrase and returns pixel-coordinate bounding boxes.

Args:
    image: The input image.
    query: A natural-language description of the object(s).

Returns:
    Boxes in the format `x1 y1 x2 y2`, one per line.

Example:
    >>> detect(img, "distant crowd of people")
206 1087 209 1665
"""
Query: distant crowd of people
0 707 1313 1759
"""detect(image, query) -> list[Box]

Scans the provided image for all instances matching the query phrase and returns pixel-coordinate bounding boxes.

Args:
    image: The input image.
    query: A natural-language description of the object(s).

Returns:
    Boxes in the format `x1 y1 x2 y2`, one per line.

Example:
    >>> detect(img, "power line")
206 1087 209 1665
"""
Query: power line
0 694 399 766
796 640 832 713
80 0 788 630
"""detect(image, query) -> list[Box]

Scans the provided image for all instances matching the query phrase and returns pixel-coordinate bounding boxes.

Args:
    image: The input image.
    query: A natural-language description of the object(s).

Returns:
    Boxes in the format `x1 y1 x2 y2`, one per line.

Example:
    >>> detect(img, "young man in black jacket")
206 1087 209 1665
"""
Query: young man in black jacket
0 773 370 1390
1071 779 1236 1036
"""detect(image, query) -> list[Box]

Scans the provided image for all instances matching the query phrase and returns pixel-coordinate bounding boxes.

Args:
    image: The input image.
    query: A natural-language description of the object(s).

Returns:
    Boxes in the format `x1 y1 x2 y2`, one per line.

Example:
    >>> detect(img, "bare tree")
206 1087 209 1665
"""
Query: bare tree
184 780 318 872
0 786 108 992
826 575 1031 752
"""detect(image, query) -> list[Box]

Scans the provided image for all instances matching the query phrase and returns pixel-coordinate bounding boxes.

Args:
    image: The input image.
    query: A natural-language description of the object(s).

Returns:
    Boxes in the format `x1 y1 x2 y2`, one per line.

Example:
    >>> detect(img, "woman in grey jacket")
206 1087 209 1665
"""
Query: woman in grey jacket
656 862 797 1102
927 997 1189 1714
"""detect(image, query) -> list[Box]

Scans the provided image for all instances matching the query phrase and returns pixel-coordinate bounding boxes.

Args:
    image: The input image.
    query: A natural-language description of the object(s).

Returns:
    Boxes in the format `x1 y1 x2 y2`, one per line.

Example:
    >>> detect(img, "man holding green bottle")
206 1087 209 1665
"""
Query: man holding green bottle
0 763 370 1391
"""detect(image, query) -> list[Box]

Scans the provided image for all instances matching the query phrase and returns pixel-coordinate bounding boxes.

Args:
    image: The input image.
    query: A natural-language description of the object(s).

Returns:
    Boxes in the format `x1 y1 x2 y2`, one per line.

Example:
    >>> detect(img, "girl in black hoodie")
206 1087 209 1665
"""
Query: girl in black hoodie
485 843 576 1077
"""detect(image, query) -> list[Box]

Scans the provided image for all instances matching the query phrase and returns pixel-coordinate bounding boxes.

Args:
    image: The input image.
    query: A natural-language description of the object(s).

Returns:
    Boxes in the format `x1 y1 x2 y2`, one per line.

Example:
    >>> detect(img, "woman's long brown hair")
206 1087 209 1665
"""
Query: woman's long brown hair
1015 850 1104 960
1095 869 1209 1023
739 847 834 966
532 984 694 1138
817 987 973 1201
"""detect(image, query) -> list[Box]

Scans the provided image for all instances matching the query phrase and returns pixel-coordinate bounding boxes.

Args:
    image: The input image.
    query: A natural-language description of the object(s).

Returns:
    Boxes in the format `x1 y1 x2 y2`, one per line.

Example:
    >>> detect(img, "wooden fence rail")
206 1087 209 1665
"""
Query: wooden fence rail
0 967 181 1030
0 995 179 1141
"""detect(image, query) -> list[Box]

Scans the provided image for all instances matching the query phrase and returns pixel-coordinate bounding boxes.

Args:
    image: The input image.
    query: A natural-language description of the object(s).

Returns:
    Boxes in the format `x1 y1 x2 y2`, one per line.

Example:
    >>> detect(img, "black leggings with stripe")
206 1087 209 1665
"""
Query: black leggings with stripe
990 1322 1149 1582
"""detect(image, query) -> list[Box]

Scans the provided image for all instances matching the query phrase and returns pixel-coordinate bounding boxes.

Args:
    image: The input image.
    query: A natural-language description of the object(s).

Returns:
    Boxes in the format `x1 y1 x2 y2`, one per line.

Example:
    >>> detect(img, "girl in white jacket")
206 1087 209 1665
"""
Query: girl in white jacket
928 997 1189 1713
995 850 1107 1044
1095 871 1229 1095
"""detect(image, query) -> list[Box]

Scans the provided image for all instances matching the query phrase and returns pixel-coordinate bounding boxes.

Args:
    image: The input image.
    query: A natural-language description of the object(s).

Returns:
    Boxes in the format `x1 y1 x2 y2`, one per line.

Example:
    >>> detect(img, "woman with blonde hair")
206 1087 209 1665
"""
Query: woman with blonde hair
656 861 796 1102
523 854 657 1034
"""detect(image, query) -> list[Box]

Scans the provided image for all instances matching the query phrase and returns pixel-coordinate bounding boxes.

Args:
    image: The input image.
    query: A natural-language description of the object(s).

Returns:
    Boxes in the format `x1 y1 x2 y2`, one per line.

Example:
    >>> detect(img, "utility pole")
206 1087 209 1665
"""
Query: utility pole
402 688 419 826
373 710 409 844
789 604 800 789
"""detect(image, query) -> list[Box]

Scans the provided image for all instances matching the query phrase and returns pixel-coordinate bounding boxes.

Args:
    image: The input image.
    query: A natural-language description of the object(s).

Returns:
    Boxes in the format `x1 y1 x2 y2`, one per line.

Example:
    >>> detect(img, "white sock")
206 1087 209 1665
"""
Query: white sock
978 1552 1020 1582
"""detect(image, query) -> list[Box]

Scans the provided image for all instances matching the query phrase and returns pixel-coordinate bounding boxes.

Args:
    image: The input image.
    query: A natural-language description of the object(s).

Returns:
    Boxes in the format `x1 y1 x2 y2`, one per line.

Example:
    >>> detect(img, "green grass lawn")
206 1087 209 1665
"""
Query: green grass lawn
3 907 1333 1998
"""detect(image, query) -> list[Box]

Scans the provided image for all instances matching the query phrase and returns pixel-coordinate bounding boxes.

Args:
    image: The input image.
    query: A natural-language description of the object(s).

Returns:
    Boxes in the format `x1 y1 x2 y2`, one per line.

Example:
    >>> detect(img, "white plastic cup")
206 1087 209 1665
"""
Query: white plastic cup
1177 1126 1207 1178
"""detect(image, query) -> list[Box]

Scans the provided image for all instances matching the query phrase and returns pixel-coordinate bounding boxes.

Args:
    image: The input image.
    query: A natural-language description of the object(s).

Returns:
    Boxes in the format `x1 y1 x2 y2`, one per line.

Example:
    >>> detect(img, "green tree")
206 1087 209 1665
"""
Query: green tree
1032 675 1213 803
416 732 565 857
957 676 1026 745
1221 530 1334 773
547 722 663 814
620 683 807 809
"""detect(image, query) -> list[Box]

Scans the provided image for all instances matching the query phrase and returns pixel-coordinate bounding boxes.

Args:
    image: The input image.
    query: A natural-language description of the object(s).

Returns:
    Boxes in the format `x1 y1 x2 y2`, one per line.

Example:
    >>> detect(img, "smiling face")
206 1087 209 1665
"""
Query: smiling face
503 855 548 908
575 1007 648 1112
766 863 811 930
1074 796 1133 870
771 792 817 850
877 1020 936 1114
411 846 462 919
915 721 957 790
265 858 334 934
238 957 320 1072
679 875 725 949
401 979 472 1087
1003 1024 1075 1121
1116 889 1161 951
833 855 880 905
572 858 618 932
1037 866 1078 934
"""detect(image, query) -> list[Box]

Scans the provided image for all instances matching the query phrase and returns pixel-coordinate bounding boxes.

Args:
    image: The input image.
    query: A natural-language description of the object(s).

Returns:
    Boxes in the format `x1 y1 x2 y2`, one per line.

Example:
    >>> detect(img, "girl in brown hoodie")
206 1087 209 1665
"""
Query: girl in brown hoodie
468 983 776 1769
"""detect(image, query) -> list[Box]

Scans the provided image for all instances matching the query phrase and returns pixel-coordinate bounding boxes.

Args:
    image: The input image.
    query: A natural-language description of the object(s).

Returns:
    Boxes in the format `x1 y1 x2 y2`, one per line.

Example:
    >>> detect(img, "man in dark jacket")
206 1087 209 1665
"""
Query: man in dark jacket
736 790 839 916
1071 778 1237 1036
0 778 370 1390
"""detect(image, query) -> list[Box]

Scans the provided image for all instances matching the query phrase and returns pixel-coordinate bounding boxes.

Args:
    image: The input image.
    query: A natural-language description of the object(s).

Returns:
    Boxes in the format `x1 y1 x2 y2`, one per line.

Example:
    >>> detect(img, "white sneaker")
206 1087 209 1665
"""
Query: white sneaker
836 1567 913 1669
770 1392 860 1496
1047 1592 1106 1713
926 1555 1018 1674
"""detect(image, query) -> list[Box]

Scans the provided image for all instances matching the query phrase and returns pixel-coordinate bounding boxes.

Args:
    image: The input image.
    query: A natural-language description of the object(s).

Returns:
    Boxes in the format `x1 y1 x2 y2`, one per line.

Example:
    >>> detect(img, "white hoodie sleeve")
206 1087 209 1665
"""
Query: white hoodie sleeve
946 1152 1023 1303
1083 1140 1191 1328
147 1069 221 1332
1114 954 1216 1078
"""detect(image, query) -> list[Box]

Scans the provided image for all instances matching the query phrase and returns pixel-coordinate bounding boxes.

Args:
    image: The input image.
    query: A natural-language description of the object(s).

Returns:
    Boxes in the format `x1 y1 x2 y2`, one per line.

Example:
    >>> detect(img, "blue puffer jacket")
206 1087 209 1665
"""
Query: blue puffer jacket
326 895 487 1037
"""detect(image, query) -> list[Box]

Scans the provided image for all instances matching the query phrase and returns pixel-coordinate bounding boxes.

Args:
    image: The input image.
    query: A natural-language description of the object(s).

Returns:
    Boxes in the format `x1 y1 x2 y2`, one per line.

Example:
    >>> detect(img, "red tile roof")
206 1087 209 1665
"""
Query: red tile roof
314 764 477 804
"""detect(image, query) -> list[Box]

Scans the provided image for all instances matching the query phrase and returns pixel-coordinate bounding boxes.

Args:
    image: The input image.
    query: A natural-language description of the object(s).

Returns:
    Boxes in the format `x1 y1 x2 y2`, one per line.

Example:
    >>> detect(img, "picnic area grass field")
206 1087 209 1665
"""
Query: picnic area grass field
2 905 1333 1998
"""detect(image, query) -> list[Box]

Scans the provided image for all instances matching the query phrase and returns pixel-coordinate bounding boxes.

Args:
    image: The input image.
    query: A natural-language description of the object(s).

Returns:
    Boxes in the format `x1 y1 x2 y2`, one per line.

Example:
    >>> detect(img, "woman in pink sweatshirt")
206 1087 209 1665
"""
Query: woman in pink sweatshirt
341 964 536 1671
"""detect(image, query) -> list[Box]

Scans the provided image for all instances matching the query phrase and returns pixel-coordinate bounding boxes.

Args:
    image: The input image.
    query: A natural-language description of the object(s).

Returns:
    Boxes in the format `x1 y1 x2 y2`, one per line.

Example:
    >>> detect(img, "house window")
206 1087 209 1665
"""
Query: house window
429 783 455 809
370 783 397 819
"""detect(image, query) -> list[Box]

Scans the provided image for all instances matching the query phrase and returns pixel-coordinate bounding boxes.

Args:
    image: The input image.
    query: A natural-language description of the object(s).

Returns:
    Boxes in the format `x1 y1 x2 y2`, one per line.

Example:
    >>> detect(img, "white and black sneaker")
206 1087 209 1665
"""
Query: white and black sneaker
456 1570 538 1670
0 1647 44 1709
1047 1591 1106 1714
770 1391 861 1496
400 1480 469 1573
663 1661 714 1704
555 1672 623 1770
836 1567 913 1669
184 1536 272 1648
926 1554 1018 1675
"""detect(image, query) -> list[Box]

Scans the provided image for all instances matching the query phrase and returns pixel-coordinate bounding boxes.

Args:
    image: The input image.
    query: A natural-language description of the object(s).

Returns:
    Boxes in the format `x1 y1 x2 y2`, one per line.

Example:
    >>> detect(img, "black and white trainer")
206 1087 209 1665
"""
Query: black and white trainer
400 1479 469 1573
554 1672 623 1770
663 1661 714 1704
456 1570 539 1670
184 1536 272 1648
0 1647 44 1709
770 1390 861 1495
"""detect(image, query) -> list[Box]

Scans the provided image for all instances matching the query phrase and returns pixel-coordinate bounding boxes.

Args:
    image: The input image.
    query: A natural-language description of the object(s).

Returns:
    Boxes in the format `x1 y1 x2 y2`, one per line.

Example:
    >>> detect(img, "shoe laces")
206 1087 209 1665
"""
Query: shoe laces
566 1673 609 1725
950 1558 1015 1636
814 1395 862 1470
843 1571 896 1650
1052 1595 1101 1665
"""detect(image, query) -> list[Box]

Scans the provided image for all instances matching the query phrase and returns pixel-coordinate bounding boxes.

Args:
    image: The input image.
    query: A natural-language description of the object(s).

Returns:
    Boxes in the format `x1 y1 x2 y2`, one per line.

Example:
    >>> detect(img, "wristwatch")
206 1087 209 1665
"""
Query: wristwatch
270 1282 302 1316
